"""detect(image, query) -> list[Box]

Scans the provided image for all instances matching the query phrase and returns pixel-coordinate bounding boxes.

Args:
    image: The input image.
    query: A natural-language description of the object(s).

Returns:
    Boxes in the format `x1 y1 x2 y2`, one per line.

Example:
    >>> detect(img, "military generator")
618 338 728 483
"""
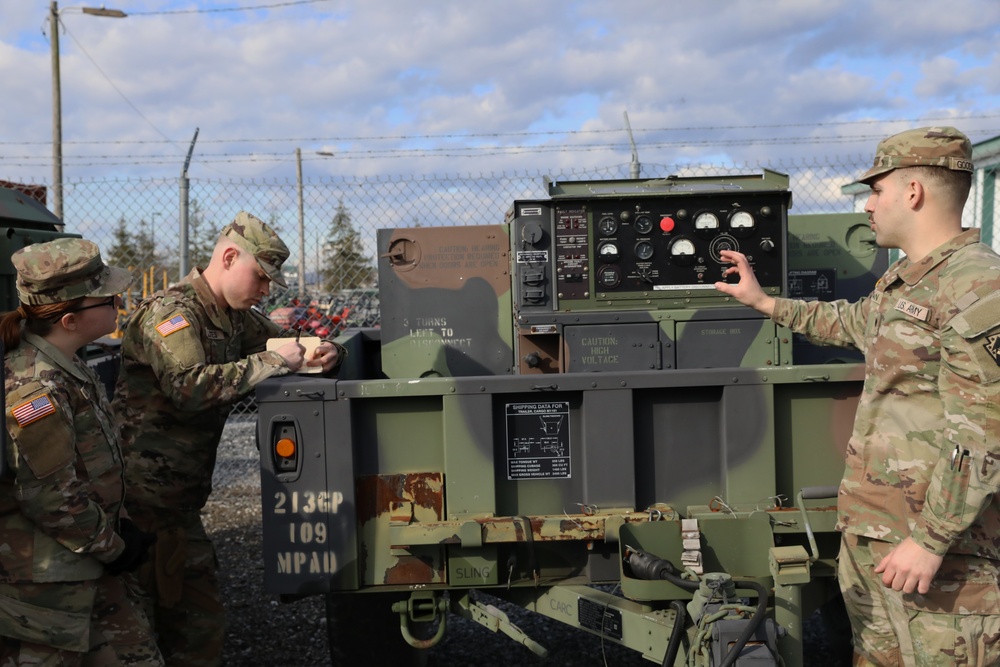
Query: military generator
256 172 883 665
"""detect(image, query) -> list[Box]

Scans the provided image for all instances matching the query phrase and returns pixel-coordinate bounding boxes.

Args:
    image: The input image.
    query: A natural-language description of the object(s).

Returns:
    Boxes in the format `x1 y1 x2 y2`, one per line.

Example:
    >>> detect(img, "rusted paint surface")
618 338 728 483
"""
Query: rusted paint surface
386 512 654 548
481 513 647 542
356 472 444 525
384 553 441 585
357 473 446 586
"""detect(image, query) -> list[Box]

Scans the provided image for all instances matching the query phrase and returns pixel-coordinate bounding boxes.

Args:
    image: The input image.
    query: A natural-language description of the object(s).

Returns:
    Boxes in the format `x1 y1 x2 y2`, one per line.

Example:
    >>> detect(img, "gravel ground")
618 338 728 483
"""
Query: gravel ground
205 418 851 667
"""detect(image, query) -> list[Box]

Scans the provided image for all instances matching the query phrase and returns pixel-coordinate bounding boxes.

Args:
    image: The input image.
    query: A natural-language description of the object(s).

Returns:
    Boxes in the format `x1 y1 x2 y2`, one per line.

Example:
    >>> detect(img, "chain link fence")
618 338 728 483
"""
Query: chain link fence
55 156 870 301
16 154 993 415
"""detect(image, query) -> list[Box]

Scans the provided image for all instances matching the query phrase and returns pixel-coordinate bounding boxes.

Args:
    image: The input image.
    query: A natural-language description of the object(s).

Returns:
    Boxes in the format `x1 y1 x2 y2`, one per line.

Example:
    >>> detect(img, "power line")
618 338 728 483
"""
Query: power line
125 0 335 16
5 114 1000 147
60 22 181 151
5 131 999 160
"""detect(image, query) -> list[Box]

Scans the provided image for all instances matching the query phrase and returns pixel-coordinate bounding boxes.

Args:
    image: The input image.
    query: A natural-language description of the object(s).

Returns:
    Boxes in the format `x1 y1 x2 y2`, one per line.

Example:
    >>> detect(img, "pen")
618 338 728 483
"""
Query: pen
295 326 302 344
950 444 970 471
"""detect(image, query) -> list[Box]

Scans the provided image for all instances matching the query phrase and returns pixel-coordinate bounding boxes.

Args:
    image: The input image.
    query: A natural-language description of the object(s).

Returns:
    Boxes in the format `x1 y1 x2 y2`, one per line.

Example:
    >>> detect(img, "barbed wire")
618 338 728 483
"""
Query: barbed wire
4 116 1000 147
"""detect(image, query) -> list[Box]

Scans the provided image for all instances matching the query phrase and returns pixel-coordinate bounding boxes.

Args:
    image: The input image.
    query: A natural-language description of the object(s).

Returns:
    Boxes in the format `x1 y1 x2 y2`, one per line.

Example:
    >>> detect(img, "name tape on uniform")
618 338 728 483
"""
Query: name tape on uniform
894 298 929 322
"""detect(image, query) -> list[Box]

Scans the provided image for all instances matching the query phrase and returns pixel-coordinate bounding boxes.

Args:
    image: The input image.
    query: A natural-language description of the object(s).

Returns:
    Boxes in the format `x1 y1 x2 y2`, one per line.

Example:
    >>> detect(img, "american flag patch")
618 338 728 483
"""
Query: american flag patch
12 395 56 427
156 314 191 337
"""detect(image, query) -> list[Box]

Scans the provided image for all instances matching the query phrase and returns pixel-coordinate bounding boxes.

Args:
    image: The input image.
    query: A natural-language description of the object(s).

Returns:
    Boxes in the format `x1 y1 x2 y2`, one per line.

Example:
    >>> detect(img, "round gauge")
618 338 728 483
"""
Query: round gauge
597 265 621 288
694 212 720 231
599 216 618 236
634 215 653 235
730 210 754 229
635 240 654 261
598 241 620 262
709 235 739 263
670 238 696 257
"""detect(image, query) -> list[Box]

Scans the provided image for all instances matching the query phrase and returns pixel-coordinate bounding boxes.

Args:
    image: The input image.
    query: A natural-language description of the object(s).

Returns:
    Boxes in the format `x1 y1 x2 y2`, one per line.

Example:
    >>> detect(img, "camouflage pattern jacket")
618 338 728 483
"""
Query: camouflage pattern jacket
1 332 126 583
114 268 290 513
772 229 1000 560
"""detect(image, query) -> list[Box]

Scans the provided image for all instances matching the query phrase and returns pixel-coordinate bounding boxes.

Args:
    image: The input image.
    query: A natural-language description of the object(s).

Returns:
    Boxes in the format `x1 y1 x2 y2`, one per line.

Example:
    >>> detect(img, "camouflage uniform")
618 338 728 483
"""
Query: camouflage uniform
1 238 162 665
771 128 1000 665
114 213 293 667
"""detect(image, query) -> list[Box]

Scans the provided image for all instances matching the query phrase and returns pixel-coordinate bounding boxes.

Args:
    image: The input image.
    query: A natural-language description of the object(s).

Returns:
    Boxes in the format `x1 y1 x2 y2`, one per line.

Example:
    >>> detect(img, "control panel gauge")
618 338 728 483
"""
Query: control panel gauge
694 212 720 231
597 265 621 288
634 215 653 235
669 237 697 266
634 240 654 261
598 241 620 262
669 237 696 257
599 216 618 236
709 235 739 262
730 210 754 229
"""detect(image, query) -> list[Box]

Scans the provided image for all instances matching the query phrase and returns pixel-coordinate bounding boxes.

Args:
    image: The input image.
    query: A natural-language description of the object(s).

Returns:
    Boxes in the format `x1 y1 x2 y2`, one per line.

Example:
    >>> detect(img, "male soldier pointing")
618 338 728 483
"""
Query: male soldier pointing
114 211 343 665
716 128 1000 665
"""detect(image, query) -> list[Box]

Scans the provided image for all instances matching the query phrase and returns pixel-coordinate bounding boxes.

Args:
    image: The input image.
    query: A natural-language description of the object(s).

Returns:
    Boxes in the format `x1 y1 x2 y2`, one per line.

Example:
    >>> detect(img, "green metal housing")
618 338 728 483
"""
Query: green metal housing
257 174 885 665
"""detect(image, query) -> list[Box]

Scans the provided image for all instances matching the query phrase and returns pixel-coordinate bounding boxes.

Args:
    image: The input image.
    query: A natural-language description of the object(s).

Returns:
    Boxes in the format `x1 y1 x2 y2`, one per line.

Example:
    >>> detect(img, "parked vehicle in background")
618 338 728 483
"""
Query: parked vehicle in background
326 288 380 329
269 289 380 339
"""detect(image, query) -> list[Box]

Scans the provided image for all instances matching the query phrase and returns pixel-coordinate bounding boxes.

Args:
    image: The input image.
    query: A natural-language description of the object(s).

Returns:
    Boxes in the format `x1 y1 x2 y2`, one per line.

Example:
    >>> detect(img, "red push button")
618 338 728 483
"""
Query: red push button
660 217 675 232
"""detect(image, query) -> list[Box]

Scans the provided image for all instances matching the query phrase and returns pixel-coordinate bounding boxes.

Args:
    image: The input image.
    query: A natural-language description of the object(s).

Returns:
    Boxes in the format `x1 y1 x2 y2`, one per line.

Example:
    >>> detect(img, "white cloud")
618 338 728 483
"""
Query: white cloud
0 0 998 183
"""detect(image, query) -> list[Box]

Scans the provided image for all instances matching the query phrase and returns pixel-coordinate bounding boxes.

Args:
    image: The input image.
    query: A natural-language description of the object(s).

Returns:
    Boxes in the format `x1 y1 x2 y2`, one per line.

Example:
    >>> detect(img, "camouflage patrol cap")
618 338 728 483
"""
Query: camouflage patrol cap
220 211 289 288
858 126 974 185
13 237 133 306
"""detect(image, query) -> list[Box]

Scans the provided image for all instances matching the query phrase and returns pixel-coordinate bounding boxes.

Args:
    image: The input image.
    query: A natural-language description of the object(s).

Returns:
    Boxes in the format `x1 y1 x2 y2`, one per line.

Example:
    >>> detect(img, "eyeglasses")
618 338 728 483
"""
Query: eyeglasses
58 296 118 318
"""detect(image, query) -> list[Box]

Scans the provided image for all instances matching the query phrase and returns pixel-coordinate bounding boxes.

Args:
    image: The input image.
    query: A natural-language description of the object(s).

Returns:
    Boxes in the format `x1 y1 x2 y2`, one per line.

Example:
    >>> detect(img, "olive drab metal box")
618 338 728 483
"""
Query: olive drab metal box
786 212 887 365
256 174 888 667
377 226 514 378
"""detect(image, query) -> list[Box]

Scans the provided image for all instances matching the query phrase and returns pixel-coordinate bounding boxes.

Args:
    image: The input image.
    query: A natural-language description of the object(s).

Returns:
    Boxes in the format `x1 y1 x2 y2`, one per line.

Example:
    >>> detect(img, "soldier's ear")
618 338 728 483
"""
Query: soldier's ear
56 312 77 331
904 177 925 210
222 247 240 270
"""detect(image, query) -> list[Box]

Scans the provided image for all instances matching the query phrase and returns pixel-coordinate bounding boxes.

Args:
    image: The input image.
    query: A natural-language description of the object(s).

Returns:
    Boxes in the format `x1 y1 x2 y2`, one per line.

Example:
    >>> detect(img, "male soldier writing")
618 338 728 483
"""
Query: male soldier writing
715 127 1000 665
114 212 343 665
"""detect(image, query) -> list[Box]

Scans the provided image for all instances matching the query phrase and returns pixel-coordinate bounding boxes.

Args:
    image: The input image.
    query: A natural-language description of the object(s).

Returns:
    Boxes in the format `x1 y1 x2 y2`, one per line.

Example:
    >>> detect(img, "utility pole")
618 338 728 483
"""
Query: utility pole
623 110 641 180
50 2 63 220
48 1 127 221
179 128 200 279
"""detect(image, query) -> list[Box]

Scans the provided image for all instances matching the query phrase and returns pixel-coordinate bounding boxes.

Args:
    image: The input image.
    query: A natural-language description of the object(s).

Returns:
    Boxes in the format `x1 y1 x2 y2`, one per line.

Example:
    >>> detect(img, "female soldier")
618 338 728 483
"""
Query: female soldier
0 238 163 665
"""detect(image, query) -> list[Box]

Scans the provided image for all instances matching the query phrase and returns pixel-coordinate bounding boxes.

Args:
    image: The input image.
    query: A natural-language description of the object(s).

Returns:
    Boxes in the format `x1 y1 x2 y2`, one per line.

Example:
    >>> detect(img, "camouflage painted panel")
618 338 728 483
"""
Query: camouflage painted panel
378 226 513 378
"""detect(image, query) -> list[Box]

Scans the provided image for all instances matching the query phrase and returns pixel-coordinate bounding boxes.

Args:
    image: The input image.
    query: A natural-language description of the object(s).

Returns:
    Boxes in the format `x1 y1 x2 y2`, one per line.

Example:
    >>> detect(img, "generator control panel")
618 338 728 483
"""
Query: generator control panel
376 173 882 379
508 172 792 315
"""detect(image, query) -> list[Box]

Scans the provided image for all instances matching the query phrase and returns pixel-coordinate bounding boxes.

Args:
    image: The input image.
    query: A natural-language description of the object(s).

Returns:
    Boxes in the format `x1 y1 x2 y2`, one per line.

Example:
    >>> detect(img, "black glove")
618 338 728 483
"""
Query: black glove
106 517 157 575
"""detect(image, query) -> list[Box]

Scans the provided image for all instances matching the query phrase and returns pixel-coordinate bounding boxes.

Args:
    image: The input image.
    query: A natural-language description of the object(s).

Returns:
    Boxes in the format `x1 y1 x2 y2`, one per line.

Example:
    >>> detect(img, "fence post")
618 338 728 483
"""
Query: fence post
179 127 199 278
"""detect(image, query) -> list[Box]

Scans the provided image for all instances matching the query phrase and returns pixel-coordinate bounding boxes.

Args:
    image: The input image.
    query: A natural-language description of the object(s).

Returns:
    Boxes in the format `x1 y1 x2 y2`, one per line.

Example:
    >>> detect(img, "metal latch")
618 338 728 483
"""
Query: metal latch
768 545 811 585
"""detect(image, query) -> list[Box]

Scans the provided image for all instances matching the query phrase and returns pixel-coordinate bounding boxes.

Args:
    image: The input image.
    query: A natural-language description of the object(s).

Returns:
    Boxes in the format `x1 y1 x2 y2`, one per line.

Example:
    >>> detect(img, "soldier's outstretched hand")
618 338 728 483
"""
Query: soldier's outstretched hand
714 250 776 317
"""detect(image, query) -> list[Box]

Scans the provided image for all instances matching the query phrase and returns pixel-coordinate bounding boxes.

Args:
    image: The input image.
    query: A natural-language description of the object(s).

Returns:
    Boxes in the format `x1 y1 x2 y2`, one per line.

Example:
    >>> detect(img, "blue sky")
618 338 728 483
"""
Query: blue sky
1 0 999 184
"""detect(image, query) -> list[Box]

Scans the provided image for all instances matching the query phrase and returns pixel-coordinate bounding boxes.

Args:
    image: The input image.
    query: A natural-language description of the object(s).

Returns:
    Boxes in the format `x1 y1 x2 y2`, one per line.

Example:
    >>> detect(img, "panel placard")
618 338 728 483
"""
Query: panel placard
505 401 571 480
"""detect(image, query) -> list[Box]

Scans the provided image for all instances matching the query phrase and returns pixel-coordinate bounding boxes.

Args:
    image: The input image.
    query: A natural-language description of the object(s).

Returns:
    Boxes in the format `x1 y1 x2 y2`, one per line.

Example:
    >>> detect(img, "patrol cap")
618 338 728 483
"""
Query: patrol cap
220 211 289 288
858 126 974 185
13 237 133 306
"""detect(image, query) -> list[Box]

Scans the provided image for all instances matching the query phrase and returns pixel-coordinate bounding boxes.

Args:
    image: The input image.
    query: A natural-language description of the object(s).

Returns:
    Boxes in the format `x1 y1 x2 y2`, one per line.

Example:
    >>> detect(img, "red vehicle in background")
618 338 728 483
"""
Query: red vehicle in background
269 299 351 339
